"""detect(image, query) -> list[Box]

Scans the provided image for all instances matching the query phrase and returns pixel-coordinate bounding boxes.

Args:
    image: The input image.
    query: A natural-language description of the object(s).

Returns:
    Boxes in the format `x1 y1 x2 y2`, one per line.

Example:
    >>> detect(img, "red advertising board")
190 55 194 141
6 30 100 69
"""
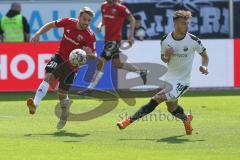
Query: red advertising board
0 42 59 91
234 39 240 87
0 40 239 91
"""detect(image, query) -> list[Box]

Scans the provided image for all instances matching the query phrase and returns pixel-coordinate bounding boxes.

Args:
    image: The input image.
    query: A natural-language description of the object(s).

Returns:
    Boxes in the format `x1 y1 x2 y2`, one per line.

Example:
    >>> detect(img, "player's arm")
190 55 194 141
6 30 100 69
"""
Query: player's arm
199 51 209 75
97 5 104 32
161 47 173 63
127 14 136 45
160 36 173 63
194 36 209 75
97 21 104 32
85 48 97 60
83 40 97 60
31 21 56 43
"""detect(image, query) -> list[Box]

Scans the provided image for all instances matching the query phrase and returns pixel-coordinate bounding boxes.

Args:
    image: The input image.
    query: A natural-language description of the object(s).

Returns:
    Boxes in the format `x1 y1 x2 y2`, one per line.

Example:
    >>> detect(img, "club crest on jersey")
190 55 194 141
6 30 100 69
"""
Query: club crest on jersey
183 46 188 52
77 34 83 41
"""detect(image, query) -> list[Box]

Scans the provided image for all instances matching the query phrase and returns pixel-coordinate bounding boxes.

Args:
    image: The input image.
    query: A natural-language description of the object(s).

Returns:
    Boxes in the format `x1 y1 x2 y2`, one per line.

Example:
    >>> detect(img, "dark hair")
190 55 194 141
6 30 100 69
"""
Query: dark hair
134 15 142 20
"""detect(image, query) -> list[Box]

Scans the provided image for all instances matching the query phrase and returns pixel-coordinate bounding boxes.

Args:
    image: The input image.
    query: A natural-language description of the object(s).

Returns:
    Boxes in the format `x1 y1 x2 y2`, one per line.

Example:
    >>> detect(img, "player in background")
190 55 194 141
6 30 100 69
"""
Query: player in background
117 10 209 135
27 7 97 129
86 0 148 90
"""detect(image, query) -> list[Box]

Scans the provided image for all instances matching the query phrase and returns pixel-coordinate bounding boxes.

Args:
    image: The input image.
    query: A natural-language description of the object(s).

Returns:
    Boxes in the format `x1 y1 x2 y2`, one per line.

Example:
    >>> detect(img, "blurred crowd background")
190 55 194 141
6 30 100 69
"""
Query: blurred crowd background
0 0 239 42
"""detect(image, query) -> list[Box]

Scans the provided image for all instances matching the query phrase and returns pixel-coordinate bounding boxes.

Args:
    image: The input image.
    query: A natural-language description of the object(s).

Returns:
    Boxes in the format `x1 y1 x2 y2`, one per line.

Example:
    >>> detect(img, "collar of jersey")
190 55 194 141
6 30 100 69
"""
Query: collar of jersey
171 32 186 41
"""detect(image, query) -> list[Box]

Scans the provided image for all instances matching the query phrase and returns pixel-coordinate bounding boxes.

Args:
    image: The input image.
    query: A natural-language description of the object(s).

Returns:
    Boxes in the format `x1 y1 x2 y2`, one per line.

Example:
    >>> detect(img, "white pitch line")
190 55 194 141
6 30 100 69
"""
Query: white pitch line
0 115 16 119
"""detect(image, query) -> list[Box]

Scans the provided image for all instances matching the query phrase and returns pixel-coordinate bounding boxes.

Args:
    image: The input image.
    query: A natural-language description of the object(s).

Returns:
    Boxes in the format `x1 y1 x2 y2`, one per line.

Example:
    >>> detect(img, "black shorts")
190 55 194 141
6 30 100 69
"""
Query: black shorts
101 41 121 61
45 54 75 91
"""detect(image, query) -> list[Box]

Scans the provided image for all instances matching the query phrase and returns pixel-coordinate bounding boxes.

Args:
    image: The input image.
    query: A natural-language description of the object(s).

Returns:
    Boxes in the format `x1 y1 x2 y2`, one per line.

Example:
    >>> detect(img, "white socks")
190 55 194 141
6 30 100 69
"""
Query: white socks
88 71 104 89
34 81 49 107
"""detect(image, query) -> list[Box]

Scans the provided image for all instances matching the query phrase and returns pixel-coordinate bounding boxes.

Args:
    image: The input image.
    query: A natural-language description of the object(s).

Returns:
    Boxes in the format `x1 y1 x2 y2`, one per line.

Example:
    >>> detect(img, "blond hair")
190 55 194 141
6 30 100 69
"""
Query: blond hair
79 7 95 17
173 10 192 21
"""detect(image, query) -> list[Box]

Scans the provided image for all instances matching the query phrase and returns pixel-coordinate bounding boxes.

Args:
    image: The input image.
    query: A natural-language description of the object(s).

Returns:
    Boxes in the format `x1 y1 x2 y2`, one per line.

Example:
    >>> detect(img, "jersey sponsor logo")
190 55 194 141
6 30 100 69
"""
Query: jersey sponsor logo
172 54 188 58
63 34 79 45
103 15 115 19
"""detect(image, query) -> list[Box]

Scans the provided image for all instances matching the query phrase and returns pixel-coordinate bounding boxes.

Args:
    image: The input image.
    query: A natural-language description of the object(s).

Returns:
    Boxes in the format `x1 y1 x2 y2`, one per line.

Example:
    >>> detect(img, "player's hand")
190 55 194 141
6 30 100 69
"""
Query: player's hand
97 23 102 32
164 47 174 59
128 35 134 46
31 33 40 43
199 66 209 75
82 46 92 55
97 26 102 32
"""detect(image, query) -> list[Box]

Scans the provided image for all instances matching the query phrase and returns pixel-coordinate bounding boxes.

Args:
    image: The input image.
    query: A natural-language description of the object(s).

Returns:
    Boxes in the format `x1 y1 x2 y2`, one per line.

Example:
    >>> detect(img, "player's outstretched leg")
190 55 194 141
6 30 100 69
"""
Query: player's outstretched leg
27 80 49 114
112 58 148 85
184 114 193 135
56 89 72 130
122 63 148 85
167 103 193 135
87 58 105 90
56 98 72 130
27 98 36 115
117 99 159 129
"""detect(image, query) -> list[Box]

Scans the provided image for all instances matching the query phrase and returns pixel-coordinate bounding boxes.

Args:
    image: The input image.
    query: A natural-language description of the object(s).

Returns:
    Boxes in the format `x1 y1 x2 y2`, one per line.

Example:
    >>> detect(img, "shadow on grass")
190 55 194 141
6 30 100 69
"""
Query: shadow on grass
120 134 205 144
157 134 205 144
24 130 90 138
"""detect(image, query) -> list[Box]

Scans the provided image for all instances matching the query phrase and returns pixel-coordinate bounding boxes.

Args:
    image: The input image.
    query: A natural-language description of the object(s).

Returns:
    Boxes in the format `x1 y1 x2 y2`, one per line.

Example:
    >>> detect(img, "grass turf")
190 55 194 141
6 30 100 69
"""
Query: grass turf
0 91 239 160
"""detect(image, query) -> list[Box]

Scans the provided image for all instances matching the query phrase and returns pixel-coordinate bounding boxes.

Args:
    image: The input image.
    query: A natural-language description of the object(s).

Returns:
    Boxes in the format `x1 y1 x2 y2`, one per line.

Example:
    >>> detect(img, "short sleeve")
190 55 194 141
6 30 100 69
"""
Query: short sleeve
120 5 131 18
190 34 206 54
195 38 206 54
160 35 168 55
55 18 69 28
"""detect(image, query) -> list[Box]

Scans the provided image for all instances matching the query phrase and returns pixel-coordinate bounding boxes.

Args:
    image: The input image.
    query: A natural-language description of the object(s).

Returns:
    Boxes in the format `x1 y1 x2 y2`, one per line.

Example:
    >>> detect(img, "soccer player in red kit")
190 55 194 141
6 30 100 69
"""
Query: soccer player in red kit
87 0 147 90
26 7 97 129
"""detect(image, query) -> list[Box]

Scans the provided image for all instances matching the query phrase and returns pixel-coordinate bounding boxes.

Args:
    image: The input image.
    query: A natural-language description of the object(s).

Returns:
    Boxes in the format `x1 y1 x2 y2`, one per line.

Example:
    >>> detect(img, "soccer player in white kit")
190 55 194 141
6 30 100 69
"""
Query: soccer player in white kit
117 10 209 135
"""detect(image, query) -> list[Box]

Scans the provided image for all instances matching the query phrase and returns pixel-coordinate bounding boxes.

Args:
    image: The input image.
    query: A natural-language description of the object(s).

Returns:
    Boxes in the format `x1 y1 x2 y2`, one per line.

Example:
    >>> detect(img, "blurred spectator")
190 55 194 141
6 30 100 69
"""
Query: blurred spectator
0 2 30 42
134 15 148 41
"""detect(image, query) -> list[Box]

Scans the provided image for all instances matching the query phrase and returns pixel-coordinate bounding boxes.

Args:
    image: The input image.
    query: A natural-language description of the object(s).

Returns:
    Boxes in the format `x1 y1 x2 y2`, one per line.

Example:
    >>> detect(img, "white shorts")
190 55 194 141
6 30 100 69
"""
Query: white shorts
164 81 190 102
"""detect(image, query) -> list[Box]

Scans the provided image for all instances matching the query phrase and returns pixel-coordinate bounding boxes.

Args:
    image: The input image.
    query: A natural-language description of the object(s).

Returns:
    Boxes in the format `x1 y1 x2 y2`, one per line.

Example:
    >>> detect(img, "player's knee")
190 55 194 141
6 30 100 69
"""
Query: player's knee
152 94 167 103
44 73 55 84
97 59 105 71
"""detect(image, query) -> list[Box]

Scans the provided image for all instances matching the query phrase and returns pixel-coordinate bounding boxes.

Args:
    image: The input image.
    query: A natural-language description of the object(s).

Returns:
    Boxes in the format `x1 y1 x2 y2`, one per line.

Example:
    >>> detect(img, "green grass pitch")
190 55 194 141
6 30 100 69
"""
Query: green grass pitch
0 91 239 160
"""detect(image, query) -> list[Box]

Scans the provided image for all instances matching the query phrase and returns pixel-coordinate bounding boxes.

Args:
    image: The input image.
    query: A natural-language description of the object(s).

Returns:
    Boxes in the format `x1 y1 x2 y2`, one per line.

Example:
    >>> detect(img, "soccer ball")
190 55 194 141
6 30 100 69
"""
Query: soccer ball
69 49 87 67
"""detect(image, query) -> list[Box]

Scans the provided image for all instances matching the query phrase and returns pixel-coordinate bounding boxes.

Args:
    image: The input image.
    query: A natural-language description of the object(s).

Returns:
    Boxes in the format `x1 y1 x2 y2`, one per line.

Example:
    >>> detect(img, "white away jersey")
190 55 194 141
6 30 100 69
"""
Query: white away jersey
161 32 206 84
